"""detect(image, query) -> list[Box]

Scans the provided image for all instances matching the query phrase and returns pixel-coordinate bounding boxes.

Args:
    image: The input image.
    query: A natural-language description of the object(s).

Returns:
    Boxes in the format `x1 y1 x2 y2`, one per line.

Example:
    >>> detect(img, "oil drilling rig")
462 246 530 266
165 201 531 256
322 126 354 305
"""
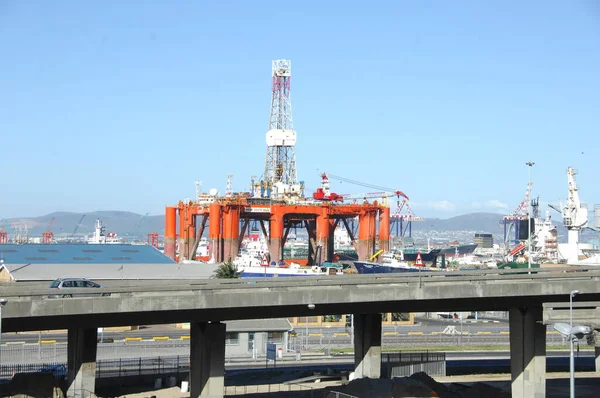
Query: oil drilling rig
165 60 418 264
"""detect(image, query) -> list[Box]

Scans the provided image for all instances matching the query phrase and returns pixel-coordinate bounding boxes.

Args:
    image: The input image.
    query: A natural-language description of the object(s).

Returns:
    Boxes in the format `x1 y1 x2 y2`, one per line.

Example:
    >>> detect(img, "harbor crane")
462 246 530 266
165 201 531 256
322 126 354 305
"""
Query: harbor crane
0 218 8 243
41 217 55 244
548 167 599 263
312 173 422 237
70 214 87 242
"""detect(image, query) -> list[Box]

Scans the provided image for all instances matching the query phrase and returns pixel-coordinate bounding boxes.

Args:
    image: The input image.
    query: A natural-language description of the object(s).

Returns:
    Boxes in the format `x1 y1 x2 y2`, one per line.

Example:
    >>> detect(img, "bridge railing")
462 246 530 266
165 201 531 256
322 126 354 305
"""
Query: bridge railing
0 355 188 380
1 266 597 299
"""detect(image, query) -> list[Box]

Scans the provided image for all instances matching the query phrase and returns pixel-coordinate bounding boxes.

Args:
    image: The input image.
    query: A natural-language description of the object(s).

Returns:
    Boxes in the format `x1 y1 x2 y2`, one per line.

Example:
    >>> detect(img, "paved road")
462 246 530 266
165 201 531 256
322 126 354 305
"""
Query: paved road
0 317 514 344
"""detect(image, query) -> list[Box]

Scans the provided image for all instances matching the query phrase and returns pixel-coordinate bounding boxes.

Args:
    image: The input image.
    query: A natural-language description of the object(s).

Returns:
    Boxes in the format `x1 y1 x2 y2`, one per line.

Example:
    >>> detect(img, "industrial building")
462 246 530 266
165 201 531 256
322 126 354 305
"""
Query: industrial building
474 233 493 249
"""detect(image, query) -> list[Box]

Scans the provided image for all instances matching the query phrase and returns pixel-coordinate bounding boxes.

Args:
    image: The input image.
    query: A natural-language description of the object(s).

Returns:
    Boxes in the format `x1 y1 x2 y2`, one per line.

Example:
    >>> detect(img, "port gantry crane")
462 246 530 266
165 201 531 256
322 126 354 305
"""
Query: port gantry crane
311 172 423 240
548 167 600 264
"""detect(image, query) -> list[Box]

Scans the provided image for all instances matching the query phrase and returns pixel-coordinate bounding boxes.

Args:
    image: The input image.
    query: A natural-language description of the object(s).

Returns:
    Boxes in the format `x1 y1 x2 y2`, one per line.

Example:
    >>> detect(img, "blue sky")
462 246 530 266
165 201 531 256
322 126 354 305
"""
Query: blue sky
2 1 599 219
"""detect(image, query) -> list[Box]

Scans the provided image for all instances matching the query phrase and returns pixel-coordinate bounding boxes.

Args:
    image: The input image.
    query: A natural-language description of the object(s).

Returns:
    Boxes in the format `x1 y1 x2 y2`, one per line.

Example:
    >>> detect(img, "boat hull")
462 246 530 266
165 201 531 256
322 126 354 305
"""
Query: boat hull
353 261 429 274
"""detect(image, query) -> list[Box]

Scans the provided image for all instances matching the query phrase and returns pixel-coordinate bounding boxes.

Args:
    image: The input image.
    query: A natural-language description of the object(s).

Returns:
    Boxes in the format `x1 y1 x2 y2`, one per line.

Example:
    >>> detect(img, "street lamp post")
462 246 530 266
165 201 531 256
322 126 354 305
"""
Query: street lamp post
0 298 7 369
525 162 535 270
570 290 579 398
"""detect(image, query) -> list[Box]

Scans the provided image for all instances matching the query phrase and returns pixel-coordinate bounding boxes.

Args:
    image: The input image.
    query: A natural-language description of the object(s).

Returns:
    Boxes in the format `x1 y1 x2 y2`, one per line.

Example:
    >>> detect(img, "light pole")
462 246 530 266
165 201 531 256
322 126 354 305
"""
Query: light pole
525 162 535 270
0 298 7 369
570 289 579 398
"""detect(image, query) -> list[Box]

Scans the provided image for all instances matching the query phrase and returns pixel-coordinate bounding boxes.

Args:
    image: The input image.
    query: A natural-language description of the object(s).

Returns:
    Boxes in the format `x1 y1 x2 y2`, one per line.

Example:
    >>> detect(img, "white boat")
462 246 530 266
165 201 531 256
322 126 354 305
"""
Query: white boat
233 251 341 278
87 219 120 244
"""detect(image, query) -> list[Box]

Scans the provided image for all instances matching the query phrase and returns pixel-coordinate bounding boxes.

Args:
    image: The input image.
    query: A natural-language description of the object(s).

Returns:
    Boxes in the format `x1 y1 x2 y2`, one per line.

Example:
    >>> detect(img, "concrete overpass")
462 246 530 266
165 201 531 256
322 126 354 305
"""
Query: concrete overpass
2 267 600 397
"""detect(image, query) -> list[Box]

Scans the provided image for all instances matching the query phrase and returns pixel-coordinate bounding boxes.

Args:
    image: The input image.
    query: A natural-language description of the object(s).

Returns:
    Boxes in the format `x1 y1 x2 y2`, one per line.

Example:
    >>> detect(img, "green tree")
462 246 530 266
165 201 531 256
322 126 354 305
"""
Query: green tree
213 261 241 279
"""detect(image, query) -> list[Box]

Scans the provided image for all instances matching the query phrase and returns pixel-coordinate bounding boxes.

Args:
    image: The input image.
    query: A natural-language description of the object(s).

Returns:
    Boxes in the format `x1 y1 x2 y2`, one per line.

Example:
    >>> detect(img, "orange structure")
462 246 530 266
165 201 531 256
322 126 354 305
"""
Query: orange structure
0 231 8 244
147 233 159 249
41 231 54 244
165 198 390 264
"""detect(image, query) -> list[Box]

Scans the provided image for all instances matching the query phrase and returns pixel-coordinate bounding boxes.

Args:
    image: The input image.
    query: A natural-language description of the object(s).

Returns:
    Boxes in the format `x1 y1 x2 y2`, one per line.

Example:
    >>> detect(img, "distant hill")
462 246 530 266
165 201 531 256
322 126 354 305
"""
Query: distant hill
3 211 164 239
2 210 513 239
416 212 507 233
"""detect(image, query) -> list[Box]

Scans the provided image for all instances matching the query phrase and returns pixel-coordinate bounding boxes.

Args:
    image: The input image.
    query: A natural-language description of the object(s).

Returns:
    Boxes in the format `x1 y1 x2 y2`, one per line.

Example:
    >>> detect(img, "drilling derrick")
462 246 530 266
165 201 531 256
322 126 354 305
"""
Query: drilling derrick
263 59 302 199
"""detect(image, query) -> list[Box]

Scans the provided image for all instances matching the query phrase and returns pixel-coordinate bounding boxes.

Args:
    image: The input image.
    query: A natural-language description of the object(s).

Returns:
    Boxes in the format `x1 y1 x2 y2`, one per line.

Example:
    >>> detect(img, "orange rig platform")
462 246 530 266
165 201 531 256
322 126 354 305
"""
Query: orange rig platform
165 198 390 265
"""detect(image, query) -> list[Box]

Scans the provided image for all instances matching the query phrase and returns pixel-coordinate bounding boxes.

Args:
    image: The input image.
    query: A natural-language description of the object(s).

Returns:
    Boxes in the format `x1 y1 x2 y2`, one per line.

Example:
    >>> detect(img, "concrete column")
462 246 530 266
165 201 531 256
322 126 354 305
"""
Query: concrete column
594 331 600 372
353 313 382 379
67 327 98 398
509 307 546 398
190 321 226 397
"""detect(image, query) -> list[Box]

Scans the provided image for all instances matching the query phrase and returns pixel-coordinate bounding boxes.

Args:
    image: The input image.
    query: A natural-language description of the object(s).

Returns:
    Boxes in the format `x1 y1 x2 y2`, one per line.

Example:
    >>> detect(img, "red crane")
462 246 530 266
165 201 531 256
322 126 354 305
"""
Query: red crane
41 217 55 244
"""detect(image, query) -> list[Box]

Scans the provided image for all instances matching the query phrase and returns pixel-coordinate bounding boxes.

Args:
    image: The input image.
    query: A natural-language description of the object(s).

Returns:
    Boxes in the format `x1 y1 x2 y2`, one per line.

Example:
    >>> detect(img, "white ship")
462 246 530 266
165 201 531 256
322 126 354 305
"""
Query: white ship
87 219 120 244
531 211 559 263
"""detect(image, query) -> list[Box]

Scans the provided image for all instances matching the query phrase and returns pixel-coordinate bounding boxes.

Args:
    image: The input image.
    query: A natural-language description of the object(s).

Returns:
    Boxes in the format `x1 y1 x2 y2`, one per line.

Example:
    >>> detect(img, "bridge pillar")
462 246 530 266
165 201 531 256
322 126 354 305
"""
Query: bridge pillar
594 330 600 372
190 321 226 397
353 313 382 379
67 327 98 398
509 307 546 398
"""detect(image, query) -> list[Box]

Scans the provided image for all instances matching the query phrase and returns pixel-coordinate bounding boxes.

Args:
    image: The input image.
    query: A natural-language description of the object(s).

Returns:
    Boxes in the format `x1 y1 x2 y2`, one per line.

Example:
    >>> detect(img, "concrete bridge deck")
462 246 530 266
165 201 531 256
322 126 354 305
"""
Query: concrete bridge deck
1 266 599 397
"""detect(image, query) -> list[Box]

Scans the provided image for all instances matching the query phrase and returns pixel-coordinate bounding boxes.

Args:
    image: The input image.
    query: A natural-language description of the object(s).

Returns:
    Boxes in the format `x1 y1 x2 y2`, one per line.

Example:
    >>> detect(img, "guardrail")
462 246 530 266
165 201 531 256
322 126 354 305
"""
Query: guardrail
382 351 446 377
1 266 597 299
0 355 188 379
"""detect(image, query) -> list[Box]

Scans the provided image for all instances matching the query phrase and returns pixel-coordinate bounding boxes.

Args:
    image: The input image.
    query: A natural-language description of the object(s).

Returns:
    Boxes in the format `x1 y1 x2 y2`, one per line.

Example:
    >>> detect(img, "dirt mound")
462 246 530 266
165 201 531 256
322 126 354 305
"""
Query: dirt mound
321 374 511 398
7 373 63 397
321 377 435 398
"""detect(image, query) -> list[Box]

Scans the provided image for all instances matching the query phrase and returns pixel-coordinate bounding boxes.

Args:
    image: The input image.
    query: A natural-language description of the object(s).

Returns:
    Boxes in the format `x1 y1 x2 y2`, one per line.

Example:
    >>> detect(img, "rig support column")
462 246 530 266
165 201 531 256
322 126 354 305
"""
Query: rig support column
190 321 226 397
509 307 546 398
222 205 240 262
269 209 284 263
378 207 390 254
306 219 317 265
209 204 222 263
187 212 197 260
357 210 377 260
353 313 382 379
316 207 331 263
165 206 177 260
67 327 98 398
179 205 188 261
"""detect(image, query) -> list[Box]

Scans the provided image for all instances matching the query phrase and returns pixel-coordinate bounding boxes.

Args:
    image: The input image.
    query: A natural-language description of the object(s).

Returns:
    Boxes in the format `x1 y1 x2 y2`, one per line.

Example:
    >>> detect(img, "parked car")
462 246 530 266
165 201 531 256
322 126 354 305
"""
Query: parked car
48 278 110 298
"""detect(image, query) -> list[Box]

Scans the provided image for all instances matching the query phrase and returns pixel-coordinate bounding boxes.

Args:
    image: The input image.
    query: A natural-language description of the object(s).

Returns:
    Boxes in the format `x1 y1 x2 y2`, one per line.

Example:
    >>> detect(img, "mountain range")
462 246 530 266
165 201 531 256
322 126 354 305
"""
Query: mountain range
2 211 514 239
